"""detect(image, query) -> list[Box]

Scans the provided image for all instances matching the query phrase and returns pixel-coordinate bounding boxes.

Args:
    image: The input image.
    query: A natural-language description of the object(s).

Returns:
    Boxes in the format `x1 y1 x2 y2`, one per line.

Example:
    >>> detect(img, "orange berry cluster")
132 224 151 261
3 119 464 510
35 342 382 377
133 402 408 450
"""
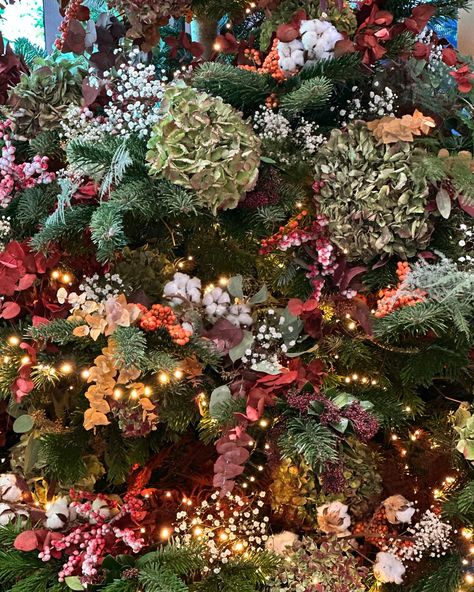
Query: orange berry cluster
244 48 262 66
353 507 398 549
239 40 285 83
140 304 191 346
265 92 279 109
375 262 426 318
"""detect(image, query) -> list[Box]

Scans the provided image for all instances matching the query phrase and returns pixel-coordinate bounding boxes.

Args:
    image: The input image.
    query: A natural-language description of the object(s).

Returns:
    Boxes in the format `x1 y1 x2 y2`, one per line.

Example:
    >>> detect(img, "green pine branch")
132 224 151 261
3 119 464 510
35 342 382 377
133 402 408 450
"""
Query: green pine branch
111 326 148 369
409 554 463 592
30 205 95 252
443 481 474 524
280 77 333 116
193 63 274 111
278 416 338 470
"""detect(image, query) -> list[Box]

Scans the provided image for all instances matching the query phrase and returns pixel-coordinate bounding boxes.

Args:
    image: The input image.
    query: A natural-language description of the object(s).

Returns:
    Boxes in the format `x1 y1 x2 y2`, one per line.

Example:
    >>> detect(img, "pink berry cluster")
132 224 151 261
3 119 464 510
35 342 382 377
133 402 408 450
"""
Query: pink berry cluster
0 119 55 208
39 491 145 584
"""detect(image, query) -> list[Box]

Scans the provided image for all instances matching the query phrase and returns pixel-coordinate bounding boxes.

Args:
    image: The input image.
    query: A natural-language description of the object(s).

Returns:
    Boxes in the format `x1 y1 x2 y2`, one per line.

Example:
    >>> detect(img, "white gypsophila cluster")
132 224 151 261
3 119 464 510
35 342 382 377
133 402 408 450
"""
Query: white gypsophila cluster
174 491 269 574
458 222 474 268
253 107 292 142
0 216 11 251
278 19 343 73
78 272 126 303
392 510 452 562
60 105 106 144
416 29 444 72
241 308 295 373
294 118 325 155
163 273 253 328
331 82 397 125
61 49 164 142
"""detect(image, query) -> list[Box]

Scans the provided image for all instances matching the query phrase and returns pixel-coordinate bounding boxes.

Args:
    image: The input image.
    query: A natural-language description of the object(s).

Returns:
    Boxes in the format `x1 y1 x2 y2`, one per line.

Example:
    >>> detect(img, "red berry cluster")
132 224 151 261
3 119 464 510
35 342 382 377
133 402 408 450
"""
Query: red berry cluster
140 304 191 346
55 0 85 50
259 211 308 255
312 179 327 193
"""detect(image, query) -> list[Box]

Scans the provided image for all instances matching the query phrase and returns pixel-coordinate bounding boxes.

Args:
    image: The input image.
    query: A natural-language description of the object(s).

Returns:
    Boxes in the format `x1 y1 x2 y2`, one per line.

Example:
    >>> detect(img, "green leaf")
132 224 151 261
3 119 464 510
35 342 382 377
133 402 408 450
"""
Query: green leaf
209 386 232 418
229 331 254 363
227 275 244 299
65 576 85 590
12 415 34 434
248 285 268 305
260 156 277 164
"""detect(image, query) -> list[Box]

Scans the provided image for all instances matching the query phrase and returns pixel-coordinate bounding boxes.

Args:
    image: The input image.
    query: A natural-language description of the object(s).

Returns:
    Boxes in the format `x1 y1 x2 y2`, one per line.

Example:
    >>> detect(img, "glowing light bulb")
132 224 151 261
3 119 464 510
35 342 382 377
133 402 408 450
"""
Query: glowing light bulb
405 406 412 413
249 476 255 482
391 434 399 441
218 277 228 287
257 465 264 471
8 336 20 346
219 532 229 541
173 369 183 379
344 377 351 383
114 388 122 400
20 356 30 365
144 386 152 396
177 262 184 269
352 373 359 381
159 372 169 384
213 42 222 51
462 528 473 540
130 389 138 399
348 321 356 330
81 369 90 379
465 574 474 585
140 527 146 533
60 362 73 374
51 270 60 280
259 419 269 428
165 491 172 498
194 527 203 536
62 273 72 284
160 527 171 539
233 542 244 552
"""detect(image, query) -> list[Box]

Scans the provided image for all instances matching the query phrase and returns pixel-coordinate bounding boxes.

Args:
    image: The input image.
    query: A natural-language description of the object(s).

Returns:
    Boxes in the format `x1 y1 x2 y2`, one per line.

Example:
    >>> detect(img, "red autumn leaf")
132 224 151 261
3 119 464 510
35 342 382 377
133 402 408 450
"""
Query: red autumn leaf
17 273 36 291
276 23 300 42
459 197 474 217
75 5 90 20
442 47 457 67
334 38 356 56
82 77 100 106
14 530 39 551
62 19 86 54
32 315 49 326
0 301 20 319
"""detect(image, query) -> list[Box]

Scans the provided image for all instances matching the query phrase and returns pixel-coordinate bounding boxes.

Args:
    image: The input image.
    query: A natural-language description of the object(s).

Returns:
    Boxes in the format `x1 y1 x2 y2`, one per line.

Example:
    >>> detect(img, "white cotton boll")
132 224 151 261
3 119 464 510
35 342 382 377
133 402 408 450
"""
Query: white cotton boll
173 272 190 289
188 288 201 303
0 474 23 503
163 282 179 297
292 50 305 67
289 39 304 51
0 503 16 525
214 304 228 317
374 552 406 584
277 41 292 58
302 31 320 51
45 497 71 530
279 57 296 72
238 313 253 326
205 303 218 316
265 531 298 555
300 19 319 34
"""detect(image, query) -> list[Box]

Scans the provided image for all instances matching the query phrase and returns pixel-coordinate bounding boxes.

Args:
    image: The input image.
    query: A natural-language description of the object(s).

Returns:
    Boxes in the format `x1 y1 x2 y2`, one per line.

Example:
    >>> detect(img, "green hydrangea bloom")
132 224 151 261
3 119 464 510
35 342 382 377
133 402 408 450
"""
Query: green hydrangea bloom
146 84 261 215
314 122 433 263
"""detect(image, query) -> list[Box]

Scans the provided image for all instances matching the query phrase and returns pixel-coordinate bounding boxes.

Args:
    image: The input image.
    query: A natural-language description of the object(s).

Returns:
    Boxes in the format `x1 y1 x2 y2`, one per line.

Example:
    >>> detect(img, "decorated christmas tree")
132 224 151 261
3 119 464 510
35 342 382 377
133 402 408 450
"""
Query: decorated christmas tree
0 0 473 589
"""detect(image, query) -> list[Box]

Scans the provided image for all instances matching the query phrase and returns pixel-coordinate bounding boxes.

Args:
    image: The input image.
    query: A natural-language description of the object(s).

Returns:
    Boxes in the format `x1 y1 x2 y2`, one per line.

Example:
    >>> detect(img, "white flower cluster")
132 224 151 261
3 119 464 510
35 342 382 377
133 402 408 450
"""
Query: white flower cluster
253 108 292 142
458 222 474 268
278 19 343 73
395 510 452 562
416 29 444 72
294 118 325 155
0 215 11 251
61 49 164 142
331 82 397 124
78 272 126 303
241 309 293 373
253 108 325 160
174 491 269 574
163 273 253 328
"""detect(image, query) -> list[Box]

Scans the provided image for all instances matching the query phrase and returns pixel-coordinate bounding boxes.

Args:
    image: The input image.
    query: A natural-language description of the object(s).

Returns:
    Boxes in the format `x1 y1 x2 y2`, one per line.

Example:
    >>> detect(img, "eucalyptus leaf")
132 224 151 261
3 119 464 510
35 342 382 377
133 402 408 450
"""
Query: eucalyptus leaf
13 415 34 434
65 576 85 591
209 385 232 418
248 284 268 305
227 275 244 299
229 330 254 363
331 418 350 433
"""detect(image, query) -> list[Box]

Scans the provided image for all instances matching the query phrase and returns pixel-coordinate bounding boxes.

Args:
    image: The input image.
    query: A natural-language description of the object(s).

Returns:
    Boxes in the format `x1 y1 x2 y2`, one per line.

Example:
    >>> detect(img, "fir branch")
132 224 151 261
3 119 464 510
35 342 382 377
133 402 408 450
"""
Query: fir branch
0 550 45 587
278 417 338 470
280 77 333 116
40 431 88 485
373 302 450 342
13 37 47 67
28 129 65 161
297 54 363 84
111 326 148 369
409 554 462 592
443 481 474 524
90 201 128 262
13 184 57 235
30 205 94 252
137 542 205 575
29 318 93 348
138 564 188 592
193 63 274 111
101 581 137 592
